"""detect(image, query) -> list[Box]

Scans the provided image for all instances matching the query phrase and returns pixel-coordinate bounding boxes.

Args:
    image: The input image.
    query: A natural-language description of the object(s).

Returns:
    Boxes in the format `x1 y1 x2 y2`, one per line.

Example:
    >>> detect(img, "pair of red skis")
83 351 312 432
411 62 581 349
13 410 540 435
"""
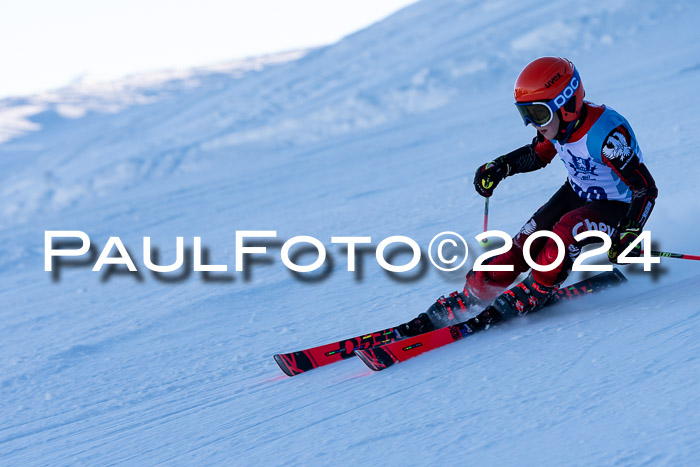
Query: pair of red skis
274 269 627 376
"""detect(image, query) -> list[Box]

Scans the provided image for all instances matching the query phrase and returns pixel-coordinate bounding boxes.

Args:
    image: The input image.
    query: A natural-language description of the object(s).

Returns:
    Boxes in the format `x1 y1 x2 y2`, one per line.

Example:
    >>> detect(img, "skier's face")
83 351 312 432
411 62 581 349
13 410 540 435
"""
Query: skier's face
534 109 560 140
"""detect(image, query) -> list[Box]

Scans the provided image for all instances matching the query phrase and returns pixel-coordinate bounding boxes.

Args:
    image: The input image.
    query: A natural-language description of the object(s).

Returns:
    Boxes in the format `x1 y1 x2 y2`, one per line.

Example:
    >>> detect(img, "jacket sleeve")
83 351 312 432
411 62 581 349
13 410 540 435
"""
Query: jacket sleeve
600 125 658 227
497 132 558 176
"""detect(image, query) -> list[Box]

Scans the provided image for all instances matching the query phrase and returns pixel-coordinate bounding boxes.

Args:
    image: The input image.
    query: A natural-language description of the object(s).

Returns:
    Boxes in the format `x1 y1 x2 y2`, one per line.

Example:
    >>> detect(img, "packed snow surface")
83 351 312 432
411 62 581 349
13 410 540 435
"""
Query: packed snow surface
1 0 699 464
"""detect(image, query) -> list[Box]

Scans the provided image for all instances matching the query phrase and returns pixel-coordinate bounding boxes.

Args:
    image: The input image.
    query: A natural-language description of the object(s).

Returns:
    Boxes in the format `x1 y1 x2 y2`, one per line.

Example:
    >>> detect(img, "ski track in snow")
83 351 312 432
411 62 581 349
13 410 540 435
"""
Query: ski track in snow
1 0 699 464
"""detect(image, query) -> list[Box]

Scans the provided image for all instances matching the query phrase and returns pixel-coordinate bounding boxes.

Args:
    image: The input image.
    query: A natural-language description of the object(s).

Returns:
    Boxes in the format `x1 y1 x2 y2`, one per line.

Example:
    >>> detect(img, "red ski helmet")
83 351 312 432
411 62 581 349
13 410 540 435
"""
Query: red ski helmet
514 57 585 127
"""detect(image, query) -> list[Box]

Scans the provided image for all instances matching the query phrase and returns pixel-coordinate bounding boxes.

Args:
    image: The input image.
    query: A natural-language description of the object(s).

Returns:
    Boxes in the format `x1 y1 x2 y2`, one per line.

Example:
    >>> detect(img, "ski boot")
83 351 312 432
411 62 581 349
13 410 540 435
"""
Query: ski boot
464 306 503 332
464 275 558 333
398 290 484 337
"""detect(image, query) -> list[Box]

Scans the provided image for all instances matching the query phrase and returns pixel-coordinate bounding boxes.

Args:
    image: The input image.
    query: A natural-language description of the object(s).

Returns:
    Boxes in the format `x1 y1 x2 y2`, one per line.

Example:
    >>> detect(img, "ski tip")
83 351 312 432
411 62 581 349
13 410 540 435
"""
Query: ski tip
273 354 297 377
273 350 318 377
611 267 628 283
354 347 395 371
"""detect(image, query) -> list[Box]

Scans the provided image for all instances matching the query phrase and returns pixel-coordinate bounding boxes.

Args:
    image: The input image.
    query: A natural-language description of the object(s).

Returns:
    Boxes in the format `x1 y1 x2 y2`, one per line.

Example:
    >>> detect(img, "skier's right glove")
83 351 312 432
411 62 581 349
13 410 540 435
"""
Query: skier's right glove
473 156 510 198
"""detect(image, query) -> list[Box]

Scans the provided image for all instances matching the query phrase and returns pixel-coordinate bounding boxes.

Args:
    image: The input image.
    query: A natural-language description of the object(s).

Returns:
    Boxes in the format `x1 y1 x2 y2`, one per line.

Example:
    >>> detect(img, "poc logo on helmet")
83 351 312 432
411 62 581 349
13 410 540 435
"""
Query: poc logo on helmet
553 76 580 108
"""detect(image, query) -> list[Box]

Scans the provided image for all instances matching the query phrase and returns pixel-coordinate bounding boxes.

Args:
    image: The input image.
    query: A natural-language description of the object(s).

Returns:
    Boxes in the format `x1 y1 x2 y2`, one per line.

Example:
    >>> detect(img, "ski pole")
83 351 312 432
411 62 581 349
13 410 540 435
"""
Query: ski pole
481 197 489 245
649 250 700 261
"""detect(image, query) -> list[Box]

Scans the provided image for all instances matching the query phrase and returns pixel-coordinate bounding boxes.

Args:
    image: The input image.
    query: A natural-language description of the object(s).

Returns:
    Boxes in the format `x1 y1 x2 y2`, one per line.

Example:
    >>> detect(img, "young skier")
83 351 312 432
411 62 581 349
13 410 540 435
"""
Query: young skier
402 56 658 336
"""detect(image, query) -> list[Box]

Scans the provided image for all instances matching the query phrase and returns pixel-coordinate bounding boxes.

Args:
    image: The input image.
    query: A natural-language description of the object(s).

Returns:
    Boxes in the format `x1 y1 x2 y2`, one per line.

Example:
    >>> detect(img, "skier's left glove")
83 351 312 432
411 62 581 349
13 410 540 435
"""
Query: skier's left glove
608 219 642 263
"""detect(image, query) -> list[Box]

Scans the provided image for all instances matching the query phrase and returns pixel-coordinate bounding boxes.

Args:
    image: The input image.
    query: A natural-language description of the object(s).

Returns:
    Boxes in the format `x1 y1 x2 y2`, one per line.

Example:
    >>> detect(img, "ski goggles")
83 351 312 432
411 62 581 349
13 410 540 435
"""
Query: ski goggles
515 67 581 126
515 101 556 127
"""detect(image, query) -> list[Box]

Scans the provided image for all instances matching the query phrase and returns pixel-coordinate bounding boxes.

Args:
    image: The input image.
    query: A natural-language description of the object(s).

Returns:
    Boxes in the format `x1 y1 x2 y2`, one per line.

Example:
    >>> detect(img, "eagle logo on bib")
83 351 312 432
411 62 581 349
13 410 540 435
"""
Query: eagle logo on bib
602 127 634 171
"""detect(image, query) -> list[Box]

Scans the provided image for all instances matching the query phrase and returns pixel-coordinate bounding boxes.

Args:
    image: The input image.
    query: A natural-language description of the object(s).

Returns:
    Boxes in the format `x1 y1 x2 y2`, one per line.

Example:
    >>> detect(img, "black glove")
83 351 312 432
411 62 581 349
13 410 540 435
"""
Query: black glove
608 219 642 263
473 157 509 198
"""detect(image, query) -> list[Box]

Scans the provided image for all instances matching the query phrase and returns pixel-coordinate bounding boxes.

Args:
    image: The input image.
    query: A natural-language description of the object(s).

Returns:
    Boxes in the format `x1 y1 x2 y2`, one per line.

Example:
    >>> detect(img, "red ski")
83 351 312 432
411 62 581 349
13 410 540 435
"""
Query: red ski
355 269 627 371
274 326 401 376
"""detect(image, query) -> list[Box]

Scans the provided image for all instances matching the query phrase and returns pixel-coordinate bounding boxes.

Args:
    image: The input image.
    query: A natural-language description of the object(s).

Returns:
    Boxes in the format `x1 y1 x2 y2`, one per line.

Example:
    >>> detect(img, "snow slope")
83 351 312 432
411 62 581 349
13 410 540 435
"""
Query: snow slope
1 0 699 464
